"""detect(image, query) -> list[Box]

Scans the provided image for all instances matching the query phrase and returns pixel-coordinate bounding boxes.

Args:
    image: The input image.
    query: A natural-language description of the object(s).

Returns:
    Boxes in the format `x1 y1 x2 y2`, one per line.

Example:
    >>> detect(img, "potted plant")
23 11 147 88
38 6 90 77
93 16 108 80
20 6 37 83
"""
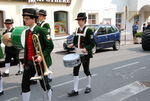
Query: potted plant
135 32 143 44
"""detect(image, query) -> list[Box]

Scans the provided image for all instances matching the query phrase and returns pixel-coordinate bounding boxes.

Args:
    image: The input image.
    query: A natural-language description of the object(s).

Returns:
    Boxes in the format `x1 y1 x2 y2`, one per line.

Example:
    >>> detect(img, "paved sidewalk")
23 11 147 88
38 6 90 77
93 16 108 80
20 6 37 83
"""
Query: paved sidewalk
52 38 66 52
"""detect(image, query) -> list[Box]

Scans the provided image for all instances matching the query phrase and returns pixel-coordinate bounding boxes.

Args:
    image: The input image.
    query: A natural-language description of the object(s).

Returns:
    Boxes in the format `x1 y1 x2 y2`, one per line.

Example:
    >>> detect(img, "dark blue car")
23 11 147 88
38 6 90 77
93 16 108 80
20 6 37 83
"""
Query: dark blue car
63 24 121 53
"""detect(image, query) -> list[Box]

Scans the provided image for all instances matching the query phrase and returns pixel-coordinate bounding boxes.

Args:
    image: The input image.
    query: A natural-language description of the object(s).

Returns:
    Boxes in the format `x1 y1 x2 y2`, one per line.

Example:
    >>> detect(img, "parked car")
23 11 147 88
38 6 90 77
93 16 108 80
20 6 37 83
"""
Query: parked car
63 34 75 52
63 24 121 53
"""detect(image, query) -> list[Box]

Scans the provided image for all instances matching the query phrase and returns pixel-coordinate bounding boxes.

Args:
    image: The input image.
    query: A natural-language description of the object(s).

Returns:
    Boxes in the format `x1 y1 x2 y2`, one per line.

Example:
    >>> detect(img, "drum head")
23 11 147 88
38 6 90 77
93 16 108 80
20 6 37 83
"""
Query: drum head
63 53 80 61
63 53 81 67
2 32 12 47
21 29 26 48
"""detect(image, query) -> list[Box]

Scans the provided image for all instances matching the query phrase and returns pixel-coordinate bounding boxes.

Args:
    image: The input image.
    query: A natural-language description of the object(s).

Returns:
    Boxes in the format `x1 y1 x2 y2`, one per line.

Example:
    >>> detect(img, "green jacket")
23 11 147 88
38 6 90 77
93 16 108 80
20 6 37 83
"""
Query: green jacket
39 21 51 36
73 26 95 58
24 25 54 67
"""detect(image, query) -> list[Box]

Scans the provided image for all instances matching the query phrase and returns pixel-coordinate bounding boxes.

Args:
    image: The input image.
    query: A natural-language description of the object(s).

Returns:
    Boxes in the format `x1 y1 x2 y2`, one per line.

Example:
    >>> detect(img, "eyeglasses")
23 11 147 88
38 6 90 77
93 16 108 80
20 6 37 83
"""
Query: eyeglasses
23 17 31 21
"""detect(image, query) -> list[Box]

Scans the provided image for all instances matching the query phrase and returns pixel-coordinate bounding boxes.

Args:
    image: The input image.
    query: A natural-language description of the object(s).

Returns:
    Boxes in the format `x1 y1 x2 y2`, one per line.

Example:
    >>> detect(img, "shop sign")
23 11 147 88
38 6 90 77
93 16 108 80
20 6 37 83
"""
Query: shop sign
28 0 71 4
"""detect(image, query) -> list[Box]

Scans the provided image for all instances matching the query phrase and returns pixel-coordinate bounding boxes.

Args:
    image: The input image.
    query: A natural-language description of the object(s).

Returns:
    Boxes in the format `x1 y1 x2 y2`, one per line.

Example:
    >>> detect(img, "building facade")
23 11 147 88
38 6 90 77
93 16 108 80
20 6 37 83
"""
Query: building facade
81 0 150 38
0 0 150 40
0 0 83 39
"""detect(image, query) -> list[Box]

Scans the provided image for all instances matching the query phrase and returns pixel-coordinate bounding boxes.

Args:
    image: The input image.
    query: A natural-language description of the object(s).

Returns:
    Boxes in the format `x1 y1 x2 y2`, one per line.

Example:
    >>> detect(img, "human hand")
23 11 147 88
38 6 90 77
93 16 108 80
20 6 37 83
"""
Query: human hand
34 55 42 64
68 44 74 48
80 48 87 53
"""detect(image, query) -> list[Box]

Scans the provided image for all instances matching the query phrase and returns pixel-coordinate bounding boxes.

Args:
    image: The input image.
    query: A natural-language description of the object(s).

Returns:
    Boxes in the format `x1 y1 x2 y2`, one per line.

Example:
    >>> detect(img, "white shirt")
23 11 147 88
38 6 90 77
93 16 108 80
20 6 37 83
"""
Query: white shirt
29 24 36 32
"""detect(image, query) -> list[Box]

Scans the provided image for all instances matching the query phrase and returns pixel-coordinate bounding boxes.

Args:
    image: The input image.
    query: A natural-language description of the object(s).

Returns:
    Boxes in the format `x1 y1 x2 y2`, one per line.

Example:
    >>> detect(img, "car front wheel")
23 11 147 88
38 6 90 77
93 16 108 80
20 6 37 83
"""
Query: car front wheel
113 41 120 50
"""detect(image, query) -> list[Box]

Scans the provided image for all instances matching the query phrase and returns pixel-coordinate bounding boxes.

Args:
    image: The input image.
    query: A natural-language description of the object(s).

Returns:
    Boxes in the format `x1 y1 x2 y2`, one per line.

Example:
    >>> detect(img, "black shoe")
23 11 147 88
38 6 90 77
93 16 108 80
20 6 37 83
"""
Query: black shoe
2 73 9 77
30 80 37 85
0 91 4 96
84 87 91 94
15 71 23 75
48 78 52 82
68 90 78 97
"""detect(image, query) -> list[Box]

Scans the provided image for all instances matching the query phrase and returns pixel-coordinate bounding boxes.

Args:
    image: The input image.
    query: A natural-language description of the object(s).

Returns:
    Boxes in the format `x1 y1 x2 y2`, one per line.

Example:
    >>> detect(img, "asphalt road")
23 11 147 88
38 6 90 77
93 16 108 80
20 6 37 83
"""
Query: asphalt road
1 44 150 101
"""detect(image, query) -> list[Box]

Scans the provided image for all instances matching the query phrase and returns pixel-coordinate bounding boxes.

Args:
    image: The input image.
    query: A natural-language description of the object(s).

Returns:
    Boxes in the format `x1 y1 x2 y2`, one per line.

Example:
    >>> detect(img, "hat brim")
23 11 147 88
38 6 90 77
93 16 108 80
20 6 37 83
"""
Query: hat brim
38 13 47 16
4 22 13 24
22 14 38 18
75 17 87 20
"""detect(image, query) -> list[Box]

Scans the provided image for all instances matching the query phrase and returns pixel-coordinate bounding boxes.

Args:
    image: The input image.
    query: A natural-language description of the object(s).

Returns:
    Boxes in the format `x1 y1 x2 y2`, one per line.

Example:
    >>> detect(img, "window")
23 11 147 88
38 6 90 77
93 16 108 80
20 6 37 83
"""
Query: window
116 14 122 24
88 14 97 24
97 26 106 35
134 15 139 23
106 26 115 34
87 25 99 33
54 11 68 37
116 13 122 27
112 26 118 32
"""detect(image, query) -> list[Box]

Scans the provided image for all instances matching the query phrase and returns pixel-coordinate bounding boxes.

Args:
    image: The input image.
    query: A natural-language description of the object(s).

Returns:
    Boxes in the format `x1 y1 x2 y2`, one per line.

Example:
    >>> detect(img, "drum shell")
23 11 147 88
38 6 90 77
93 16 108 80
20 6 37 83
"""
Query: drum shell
11 26 27 50
63 54 81 68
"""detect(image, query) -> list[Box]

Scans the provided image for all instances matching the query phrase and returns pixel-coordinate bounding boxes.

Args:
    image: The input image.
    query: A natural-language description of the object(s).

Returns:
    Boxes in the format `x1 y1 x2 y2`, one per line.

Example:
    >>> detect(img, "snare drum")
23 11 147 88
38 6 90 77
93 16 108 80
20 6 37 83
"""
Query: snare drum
11 26 27 50
63 53 81 67
2 32 12 47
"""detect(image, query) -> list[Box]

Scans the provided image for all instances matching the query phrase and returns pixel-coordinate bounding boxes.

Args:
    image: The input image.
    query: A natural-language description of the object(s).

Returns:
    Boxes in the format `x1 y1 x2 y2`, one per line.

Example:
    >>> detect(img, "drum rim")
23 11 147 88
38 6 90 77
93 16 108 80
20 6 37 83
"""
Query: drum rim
63 53 80 61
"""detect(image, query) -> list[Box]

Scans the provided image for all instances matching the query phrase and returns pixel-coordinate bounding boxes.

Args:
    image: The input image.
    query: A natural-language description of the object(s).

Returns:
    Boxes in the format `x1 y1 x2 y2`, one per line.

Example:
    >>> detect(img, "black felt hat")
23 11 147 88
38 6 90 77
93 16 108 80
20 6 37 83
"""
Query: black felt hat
4 19 14 24
38 9 47 16
75 12 87 20
22 8 38 18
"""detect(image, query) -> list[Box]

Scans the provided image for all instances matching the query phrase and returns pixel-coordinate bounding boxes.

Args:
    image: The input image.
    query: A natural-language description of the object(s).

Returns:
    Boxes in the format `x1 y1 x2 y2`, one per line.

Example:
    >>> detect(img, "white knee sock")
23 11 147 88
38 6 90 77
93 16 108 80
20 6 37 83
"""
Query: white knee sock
48 74 52 80
0 75 3 92
73 76 79 92
48 66 52 79
22 92 30 101
86 76 91 88
18 62 23 72
4 63 10 74
47 89 52 101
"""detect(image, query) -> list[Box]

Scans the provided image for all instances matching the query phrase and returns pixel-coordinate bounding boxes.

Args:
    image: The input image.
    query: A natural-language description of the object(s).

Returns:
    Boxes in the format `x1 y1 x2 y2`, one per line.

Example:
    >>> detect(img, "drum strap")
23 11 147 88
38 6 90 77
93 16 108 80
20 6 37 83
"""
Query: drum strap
40 21 45 27
3 27 14 35
75 27 88 48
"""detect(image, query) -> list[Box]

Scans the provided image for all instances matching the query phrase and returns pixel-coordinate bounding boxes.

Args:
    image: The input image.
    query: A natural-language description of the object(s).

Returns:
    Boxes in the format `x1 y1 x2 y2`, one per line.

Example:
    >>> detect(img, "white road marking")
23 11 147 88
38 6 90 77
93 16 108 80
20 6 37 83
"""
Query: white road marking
54 74 97 98
52 74 97 88
113 62 140 70
90 81 149 101
115 66 147 80
129 67 147 78
3 74 97 101
4 97 18 101
4 86 19 91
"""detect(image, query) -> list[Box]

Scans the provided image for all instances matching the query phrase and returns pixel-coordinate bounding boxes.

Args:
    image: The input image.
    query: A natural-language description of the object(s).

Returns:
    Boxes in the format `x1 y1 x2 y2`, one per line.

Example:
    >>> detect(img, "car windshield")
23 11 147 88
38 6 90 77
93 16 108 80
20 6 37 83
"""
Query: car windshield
86 25 99 33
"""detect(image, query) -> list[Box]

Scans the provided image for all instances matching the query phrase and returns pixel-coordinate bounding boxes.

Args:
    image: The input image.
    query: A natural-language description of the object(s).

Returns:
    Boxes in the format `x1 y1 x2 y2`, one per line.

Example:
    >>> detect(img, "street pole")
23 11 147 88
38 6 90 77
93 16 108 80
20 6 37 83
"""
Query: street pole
125 19 127 45
124 5 128 45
